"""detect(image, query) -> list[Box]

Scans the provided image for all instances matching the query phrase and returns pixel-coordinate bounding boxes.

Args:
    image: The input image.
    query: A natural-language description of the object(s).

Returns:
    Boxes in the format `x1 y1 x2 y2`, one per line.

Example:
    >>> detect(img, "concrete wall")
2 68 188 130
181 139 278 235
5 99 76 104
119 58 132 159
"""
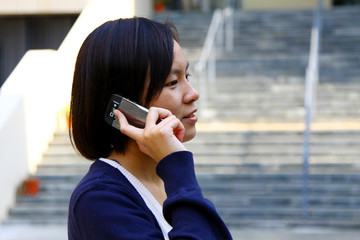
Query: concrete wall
0 0 89 15
135 0 153 18
242 0 332 10
0 0 152 15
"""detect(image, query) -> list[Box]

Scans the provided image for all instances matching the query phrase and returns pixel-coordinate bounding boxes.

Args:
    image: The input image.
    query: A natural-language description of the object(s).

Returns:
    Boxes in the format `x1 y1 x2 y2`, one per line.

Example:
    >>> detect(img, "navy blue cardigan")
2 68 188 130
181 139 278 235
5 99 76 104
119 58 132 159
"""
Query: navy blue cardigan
68 151 232 239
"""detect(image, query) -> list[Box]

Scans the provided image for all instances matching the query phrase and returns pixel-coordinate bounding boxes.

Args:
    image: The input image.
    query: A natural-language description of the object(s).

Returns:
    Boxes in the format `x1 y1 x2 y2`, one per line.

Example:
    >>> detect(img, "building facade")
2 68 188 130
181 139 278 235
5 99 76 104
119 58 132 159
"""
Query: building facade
0 0 359 87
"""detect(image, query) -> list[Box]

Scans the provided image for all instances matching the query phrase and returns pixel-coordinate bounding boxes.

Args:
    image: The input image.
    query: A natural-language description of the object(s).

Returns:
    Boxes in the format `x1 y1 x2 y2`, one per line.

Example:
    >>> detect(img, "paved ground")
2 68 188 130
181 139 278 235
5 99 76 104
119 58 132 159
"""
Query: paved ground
0 224 67 240
231 227 360 240
1 224 360 240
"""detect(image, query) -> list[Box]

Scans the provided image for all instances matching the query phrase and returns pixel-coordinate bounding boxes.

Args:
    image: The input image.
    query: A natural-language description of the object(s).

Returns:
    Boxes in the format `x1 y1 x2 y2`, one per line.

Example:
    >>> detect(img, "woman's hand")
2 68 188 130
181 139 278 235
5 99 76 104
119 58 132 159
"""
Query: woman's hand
114 107 187 163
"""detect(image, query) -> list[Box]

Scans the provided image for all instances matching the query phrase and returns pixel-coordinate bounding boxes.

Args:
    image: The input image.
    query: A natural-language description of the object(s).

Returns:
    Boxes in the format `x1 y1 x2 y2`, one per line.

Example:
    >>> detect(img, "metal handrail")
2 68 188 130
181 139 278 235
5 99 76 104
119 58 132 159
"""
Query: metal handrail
302 0 323 220
196 9 223 74
195 7 234 116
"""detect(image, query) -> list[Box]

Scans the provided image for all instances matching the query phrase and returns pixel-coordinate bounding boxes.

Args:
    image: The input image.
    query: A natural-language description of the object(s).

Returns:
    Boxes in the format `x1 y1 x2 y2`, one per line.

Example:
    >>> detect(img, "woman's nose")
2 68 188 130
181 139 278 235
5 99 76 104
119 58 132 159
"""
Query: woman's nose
184 82 199 103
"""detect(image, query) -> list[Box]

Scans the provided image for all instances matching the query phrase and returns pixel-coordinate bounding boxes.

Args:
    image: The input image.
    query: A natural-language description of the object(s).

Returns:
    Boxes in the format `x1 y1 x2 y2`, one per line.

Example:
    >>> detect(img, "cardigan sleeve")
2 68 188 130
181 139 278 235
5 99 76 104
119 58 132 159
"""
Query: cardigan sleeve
156 151 233 240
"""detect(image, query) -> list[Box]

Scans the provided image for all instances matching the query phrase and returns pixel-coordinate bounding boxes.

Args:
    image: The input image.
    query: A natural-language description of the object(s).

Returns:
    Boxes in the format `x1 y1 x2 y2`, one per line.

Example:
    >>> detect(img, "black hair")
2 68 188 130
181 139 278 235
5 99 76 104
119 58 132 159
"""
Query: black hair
70 17 179 160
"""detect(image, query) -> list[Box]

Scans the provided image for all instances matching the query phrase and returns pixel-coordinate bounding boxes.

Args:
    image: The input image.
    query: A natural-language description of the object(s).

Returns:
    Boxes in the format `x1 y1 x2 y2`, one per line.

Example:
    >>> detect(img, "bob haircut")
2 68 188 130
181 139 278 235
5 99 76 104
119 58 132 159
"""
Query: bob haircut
70 17 179 160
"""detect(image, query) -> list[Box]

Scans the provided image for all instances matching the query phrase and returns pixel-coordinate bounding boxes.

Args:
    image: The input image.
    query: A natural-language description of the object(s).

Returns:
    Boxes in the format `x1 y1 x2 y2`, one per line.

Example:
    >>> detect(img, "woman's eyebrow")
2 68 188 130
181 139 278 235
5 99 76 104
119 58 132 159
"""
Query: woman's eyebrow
171 61 190 74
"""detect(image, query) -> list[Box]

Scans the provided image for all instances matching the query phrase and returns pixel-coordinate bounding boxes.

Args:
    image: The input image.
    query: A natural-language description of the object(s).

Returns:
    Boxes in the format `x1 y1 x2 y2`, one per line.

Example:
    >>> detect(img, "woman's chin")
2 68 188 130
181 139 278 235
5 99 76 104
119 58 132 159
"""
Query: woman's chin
182 127 196 143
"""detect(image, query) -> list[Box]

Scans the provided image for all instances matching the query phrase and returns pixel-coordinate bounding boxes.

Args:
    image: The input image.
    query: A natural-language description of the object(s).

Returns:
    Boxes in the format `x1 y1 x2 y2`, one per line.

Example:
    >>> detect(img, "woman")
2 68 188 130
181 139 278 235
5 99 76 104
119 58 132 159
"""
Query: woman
68 17 232 240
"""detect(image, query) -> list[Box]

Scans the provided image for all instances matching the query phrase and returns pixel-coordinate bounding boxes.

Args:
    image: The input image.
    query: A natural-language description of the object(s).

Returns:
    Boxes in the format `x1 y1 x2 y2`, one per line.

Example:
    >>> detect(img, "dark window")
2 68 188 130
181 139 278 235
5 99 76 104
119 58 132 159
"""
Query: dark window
0 15 78 87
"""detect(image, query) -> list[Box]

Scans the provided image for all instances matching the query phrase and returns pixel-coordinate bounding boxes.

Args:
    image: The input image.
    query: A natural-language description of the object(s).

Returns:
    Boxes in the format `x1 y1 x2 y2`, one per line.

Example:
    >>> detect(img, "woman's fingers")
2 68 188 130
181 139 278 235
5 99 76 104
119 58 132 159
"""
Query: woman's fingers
113 109 142 140
155 114 185 143
145 107 172 128
145 108 185 143
114 107 186 162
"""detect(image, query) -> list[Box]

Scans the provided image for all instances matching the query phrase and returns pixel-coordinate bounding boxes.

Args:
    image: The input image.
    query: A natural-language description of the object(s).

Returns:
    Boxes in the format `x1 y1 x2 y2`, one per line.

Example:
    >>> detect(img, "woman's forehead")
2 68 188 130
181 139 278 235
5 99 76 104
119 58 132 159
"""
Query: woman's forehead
172 41 188 70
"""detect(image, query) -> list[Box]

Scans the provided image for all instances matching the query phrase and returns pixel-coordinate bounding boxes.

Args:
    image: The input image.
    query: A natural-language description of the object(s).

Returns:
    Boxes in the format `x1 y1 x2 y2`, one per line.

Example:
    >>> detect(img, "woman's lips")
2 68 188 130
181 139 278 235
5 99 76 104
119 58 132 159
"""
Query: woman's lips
183 110 198 123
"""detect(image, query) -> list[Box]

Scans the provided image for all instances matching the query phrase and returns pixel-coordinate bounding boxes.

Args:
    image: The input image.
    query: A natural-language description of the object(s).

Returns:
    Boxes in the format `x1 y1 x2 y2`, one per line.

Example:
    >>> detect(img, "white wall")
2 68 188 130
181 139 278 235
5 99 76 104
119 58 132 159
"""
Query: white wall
0 95 28 221
0 50 60 221
1 50 59 173
0 0 136 222
57 0 135 104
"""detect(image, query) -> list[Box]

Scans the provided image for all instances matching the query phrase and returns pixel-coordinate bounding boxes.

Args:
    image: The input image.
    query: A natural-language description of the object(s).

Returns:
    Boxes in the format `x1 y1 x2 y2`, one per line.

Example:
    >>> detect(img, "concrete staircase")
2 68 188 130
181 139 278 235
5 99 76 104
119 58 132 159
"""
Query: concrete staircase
202 76 360 122
3 6 360 230
202 6 360 122
322 6 360 55
154 11 212 60
4 130 360 229
190 131 360 172
201 169 360 229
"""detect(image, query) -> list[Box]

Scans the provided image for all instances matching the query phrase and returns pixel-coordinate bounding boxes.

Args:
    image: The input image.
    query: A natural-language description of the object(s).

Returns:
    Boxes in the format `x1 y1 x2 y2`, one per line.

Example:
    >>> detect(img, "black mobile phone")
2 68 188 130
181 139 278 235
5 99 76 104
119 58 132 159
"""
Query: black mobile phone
105 94 148 129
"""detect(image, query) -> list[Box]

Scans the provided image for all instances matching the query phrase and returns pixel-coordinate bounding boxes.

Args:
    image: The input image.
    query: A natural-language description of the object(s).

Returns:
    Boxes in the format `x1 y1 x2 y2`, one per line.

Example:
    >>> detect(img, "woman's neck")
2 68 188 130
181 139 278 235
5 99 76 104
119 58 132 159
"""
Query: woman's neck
108 140 157 181
108 140 166 204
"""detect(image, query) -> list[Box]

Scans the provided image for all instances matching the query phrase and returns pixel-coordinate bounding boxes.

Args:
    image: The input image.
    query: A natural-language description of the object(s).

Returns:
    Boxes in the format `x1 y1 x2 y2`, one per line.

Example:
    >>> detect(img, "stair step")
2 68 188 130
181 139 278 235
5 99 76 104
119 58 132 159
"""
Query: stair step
197 173 360 184
206 195 360 208
195 164 360 175
17 195 71 204
3 217 67 225
45 145 360 156
36 162 90 175
9 205 68 217
225 219 360 229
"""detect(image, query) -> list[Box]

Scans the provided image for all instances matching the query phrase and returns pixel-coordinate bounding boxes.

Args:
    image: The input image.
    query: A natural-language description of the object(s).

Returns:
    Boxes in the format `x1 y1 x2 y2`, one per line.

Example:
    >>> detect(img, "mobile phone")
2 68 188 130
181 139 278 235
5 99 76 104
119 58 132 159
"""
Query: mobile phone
105 94 148 129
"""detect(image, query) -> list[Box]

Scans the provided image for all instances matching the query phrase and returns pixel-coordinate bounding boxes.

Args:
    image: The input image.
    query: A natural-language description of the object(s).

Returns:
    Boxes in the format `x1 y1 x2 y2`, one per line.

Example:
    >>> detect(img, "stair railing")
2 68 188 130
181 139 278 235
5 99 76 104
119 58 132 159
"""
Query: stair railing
302 0 323 220
195 7 234 117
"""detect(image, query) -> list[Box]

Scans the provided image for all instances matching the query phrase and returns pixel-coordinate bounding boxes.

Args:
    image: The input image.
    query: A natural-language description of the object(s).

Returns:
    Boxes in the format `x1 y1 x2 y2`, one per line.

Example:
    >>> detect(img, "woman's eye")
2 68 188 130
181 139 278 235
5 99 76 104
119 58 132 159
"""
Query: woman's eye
186 74 191 81
166 80 178 87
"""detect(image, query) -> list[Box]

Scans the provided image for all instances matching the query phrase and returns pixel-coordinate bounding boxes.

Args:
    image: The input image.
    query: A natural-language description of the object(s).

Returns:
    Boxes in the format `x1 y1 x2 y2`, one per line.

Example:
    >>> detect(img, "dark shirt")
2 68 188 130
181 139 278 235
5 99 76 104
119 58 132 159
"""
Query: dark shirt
68 151 233 239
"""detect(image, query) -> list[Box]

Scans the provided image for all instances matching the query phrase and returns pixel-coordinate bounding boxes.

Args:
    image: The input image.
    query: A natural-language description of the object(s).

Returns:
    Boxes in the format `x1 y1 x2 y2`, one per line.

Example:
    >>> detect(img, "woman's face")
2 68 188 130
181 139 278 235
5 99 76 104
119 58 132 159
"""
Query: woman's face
149 41 199 142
